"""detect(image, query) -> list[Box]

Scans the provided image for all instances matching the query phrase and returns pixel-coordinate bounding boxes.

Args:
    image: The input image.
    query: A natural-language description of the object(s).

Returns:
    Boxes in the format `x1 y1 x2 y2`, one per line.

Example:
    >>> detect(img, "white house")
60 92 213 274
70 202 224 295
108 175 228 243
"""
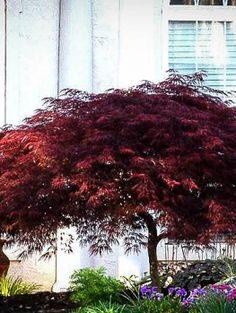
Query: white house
0 0 236 291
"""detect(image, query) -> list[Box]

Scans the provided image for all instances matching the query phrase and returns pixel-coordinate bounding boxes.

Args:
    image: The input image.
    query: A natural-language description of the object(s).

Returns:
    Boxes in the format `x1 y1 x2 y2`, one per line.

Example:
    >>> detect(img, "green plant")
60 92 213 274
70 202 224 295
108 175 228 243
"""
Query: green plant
0 275 39 296
189 292 236 313
172 259 228 290
120 275 142 306
214 258 236 288
69 267 125 306
219 258 236 280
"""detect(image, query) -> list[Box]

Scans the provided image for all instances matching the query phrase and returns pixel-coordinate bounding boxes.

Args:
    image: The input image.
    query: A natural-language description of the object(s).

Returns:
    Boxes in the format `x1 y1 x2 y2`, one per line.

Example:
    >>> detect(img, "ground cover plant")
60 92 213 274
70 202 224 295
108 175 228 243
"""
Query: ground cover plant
0 71 235 286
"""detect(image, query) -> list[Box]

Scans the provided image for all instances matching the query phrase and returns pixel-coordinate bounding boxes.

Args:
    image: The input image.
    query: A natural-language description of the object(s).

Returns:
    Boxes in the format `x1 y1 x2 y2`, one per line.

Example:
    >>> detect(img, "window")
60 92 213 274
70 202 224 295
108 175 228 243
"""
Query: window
170 0 236 5
163 0 236 92
169 21 236 91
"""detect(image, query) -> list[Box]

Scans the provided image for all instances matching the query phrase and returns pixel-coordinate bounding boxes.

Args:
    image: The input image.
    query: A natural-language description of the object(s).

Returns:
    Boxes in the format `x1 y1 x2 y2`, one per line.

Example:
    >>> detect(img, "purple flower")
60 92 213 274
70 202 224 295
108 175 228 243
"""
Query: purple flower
168 287 187 299
156 292 164 300
182 298 195 306
190 287 207 297
140 285 152 299
140 285 163 300
166 285 236 307
176 288 187 298
182 287 207 306
168 287 177 295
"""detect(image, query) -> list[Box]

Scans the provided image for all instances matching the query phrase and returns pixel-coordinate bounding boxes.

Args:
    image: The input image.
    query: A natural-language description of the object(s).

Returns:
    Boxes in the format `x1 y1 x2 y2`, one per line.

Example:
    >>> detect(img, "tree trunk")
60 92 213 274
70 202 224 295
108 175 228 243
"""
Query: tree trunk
0 239 10 276
138 212 168 288
147 228 160 287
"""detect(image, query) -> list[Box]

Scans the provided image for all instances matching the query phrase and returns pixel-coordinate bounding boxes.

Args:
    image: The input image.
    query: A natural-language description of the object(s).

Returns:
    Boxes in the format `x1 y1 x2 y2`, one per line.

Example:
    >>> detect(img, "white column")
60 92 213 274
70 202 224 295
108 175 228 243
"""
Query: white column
52 227 97 292
84 0 122 275
92 0 120 92
56 0 122 285
52 0 94 292
154 0 165 81
59 0 93 92
52 228 81 292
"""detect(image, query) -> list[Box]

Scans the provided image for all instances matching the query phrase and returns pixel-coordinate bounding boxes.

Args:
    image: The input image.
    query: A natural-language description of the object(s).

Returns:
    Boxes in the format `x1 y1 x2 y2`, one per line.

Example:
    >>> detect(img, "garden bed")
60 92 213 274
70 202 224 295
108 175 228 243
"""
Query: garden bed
0 291 79 313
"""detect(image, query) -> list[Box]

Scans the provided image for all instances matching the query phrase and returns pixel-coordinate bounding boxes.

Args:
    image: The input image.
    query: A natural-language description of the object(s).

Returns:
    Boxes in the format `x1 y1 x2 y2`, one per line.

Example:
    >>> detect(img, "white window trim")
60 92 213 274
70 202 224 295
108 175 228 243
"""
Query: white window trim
161 0 236 77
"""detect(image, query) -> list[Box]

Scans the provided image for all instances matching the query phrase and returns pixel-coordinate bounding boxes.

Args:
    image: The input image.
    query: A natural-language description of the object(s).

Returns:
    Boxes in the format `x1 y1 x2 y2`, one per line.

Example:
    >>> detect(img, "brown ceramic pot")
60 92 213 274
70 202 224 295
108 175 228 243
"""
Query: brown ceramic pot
0 239 10 277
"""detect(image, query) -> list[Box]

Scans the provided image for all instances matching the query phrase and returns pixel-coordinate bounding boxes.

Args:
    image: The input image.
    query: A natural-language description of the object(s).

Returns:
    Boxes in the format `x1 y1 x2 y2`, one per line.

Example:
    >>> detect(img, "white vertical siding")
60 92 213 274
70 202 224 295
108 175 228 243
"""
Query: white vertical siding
119 0 158 88
6 0 59 125
0 1 6 125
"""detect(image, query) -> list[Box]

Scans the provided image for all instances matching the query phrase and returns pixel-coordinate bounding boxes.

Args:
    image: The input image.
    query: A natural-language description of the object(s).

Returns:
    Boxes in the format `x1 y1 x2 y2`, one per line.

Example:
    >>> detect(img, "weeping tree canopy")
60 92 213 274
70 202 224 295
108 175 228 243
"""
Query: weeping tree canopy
0 72 235 259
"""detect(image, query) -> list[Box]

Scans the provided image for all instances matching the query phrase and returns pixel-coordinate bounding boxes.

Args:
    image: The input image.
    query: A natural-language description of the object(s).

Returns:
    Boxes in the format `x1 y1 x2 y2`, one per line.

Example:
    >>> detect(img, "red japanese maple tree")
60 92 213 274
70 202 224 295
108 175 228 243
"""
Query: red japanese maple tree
0 72 235 285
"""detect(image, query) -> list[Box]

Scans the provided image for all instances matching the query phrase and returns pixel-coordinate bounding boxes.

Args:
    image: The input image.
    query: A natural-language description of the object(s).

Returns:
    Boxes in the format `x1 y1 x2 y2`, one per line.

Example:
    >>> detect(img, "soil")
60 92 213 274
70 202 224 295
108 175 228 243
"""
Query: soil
0 291 79 313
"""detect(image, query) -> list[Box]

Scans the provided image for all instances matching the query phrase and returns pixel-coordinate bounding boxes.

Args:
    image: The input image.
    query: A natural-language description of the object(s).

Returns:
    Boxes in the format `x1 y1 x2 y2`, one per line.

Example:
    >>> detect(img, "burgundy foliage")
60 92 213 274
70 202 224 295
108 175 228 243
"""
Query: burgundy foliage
0 72 235 261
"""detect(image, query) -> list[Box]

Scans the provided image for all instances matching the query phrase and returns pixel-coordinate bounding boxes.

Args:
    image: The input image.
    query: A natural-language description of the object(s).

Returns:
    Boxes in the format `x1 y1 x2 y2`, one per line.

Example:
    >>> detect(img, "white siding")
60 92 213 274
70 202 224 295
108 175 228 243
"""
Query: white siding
119 0 158 88
5 0 59 125
0 1 6 125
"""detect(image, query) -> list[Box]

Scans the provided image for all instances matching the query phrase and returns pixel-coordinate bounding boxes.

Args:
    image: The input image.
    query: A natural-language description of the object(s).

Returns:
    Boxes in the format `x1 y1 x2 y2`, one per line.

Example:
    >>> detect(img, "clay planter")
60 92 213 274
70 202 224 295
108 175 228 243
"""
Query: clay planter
0 239 10 277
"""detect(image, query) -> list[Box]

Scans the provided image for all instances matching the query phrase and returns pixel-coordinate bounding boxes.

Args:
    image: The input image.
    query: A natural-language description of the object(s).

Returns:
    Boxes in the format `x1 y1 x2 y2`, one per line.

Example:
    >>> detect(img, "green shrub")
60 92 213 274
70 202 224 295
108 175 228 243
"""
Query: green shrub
69 267 125 306
189 292 236 313
0 275 39 296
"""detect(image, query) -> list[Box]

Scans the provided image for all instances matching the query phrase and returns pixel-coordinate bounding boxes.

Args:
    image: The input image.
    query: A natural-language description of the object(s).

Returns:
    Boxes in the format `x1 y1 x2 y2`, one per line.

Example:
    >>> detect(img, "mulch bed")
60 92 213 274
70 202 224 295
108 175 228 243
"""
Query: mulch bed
0 292 79 313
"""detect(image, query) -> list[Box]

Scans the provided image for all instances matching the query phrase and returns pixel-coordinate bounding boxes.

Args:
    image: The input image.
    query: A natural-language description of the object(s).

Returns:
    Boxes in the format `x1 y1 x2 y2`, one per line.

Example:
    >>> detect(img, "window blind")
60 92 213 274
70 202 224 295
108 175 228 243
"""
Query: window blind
168 21 236 92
